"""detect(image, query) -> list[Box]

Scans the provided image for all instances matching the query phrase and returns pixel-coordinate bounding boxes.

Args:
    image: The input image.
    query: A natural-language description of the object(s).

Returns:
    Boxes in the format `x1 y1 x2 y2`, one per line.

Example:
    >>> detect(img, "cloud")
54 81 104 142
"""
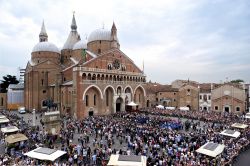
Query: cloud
0 0 249 84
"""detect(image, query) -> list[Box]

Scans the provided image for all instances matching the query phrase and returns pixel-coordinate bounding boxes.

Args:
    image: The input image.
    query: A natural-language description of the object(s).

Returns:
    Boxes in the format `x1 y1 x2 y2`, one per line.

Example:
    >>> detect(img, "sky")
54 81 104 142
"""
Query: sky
0 0 249 84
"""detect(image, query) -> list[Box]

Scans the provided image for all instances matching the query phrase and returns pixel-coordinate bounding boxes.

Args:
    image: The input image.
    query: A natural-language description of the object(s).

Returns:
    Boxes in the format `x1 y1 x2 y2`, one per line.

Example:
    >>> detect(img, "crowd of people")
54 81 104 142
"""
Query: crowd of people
0 108 250 165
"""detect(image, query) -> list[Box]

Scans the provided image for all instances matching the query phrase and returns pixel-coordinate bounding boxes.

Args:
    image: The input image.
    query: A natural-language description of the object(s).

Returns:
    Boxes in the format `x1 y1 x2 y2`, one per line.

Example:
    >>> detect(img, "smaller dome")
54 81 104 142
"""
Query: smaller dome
88 29 111 43
32 42 60 53
73 40 87 50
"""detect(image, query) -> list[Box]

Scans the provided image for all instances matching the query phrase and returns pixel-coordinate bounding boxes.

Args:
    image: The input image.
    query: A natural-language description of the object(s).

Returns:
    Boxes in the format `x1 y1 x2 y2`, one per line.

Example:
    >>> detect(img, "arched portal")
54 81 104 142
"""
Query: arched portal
104 86 115 114
83 86 102 116
116 97 123 112
134 86 145 109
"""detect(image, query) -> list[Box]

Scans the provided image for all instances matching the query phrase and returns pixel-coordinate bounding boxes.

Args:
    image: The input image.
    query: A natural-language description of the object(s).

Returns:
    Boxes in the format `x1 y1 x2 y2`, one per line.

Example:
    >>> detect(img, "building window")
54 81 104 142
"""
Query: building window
94 94 96 106
43 90 46 93
41 79 44 85
187 89 190 92
64 77 66 82
200 95 202 100
0 97 3 106
215 106 218 110
98 49 101 54
174 92 176 95
173 99 176 102
156 98 158 102
208 95 211 100
86 95 89 106
236 107 240 111
159 93 162 95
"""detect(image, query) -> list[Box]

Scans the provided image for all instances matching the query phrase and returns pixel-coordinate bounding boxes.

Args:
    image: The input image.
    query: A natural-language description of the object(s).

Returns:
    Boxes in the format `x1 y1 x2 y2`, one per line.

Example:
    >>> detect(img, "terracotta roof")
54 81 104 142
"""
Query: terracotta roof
145 83 178 94
199 83 212 93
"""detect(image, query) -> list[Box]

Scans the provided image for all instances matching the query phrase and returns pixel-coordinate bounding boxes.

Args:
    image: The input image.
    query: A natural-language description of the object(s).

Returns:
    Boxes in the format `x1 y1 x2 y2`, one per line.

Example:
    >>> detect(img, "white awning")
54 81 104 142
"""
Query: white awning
179 107 189 111
231 123 248 129
245 113 250 119
1 126 19 134
165 107 175 110
107 155 147 166
5 133 28 144
127 101 138 107
24 147 66 161
219 129 240 138
0 115 6 119
0 118 10 124
156 105 164 109
196 142 225 158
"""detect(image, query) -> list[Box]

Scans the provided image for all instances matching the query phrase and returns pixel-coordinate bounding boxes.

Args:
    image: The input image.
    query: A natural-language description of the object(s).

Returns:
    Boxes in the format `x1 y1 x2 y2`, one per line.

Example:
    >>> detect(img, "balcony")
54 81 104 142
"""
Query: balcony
74 67 146 77
81 80 145 85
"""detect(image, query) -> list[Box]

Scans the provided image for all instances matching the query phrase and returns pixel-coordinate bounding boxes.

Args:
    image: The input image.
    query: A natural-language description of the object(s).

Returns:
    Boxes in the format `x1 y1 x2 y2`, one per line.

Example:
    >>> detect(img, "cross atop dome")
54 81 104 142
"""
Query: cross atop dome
39 20 48 42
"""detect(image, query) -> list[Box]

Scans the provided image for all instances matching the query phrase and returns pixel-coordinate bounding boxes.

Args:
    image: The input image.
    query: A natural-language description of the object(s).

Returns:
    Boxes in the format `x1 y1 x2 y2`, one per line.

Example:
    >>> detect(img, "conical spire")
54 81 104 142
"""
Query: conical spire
39 20 48 42
71 13 77 31
111 21 119 49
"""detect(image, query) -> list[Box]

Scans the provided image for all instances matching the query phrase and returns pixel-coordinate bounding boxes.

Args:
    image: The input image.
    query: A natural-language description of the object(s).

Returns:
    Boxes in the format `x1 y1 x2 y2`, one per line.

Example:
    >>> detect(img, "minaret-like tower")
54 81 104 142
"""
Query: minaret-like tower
111 22 119 49
39 21 48 42
71 13 77 31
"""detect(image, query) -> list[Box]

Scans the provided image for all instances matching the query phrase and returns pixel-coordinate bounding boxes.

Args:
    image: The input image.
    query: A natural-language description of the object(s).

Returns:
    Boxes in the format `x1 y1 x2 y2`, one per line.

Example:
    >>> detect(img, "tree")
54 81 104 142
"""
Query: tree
0 75 19 93
230 79 244 84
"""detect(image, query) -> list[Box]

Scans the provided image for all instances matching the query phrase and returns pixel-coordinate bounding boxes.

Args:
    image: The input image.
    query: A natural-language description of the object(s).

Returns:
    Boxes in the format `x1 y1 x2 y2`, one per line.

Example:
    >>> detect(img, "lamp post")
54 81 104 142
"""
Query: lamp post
32 108 36 126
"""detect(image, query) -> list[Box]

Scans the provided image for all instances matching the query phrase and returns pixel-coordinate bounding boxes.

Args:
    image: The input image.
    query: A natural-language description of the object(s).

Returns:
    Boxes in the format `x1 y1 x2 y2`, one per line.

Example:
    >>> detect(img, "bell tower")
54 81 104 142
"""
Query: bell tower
39 20 48 42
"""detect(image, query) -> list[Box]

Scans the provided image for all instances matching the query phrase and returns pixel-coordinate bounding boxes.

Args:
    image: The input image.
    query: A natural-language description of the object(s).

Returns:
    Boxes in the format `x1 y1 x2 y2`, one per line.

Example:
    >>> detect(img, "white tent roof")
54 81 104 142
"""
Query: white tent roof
1 126 19 134
107 155 147 166
0 118 10 124
127 101 138 106
165 107 175 110
156 105 164 109
196 142 225 158
245 113 250 119
231 123 248 129
179 107 189 111
0 115 6 119
219 129 240 138
24 147 66 161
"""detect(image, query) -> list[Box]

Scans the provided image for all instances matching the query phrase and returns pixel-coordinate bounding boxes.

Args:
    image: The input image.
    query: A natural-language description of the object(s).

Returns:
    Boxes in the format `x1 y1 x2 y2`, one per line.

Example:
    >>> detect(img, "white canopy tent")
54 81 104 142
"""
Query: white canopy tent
219 129 240 138
1 126 19 134
24 147 66 162
231 123 248 129
0 118 10 124
165 107 175 110
179 107 189 111
196 142 225 158
245 113 250 119
0 115 6 119
156 105 164 109
127 101 138 107
107 155 147 166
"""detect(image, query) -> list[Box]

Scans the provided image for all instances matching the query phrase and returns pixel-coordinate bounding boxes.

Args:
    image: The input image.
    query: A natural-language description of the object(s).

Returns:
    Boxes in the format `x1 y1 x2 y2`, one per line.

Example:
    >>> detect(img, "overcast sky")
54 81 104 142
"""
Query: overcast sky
0 0 249 84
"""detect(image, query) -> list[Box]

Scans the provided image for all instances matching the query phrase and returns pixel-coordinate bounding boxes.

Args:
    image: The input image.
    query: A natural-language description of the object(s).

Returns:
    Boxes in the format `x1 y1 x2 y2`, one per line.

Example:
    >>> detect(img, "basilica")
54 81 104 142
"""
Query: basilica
24 14 147 119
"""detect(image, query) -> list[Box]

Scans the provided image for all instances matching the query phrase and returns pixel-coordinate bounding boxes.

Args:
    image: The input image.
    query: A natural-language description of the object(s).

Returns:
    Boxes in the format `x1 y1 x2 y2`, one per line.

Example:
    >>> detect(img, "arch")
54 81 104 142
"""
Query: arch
134 85 146 97
124 85 133 94
116 85 123 94
82 85 103 100
103 85 115 95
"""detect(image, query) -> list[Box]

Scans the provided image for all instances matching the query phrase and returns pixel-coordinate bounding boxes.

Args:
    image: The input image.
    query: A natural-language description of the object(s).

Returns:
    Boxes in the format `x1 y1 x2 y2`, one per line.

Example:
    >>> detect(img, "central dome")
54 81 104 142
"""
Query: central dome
88 29 111 43
32 42 60 53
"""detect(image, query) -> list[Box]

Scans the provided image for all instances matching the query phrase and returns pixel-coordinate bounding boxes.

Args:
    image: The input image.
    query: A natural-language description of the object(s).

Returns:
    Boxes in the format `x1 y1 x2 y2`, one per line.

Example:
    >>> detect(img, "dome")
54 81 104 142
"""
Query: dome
73 40 87 50
32 42 60 53
88 29 111 43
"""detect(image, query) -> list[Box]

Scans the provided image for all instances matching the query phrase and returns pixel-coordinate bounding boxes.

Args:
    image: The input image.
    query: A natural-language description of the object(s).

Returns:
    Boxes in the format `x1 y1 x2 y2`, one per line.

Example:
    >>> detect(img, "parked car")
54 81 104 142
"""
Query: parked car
18 107 26 114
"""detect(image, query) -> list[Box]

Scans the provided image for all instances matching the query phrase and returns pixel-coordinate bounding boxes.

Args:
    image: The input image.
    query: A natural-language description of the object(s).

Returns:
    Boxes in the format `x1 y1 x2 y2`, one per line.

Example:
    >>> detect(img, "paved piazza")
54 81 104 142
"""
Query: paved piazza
0 109 249 165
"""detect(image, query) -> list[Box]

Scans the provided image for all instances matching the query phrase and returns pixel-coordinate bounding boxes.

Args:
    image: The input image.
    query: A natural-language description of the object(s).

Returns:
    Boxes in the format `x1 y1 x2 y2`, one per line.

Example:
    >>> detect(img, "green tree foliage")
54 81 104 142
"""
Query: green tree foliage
0 75 19 93
230 79 244 84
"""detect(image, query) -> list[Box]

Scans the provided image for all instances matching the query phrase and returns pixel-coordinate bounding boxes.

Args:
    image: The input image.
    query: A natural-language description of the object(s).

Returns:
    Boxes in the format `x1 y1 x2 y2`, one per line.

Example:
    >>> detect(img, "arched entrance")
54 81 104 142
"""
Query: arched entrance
224 105 230 113
203 107 207 111
116 97 123 112
134 86 145 109
187 105 191 110
104 86 115 113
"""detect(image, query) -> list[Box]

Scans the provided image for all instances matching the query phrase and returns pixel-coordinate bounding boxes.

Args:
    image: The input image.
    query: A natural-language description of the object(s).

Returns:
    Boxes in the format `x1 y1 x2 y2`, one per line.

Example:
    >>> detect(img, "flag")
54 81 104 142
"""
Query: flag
82 49 86 62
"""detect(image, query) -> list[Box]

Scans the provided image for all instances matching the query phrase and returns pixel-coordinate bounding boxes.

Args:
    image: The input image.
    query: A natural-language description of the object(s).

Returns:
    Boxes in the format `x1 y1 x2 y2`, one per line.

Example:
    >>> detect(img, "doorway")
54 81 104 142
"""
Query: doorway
116 97 123 112
89 111 94 116
224 106 230 113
